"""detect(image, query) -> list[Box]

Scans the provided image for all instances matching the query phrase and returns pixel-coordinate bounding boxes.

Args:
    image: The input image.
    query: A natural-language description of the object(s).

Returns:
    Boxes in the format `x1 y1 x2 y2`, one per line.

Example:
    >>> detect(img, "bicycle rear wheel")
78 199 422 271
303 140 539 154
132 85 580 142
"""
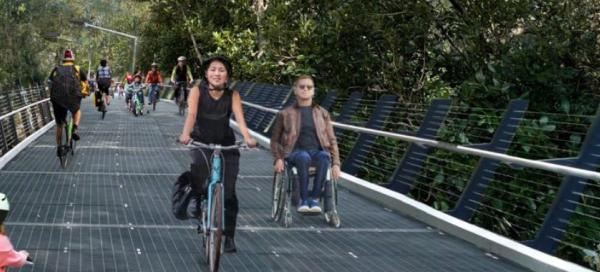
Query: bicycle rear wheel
208 184 223 272
59 147 68 169
271 171 286 221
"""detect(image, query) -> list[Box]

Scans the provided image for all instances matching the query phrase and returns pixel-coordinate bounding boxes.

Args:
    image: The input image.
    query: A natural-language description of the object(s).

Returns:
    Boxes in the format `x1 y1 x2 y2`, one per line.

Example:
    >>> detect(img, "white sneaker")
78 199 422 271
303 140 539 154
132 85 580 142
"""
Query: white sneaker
309 199 322 213
297 200 310 213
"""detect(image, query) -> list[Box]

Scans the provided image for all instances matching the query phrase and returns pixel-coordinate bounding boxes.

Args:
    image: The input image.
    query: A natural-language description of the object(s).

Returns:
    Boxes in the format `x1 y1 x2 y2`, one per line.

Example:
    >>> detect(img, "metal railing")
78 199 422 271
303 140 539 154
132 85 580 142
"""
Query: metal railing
231 80 600 270
0 86 54 158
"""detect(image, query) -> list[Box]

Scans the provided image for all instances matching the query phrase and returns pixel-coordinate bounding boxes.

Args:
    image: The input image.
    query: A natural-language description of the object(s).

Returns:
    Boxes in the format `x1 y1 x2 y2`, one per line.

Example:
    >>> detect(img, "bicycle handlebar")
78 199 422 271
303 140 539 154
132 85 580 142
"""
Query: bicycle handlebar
183 140 248 150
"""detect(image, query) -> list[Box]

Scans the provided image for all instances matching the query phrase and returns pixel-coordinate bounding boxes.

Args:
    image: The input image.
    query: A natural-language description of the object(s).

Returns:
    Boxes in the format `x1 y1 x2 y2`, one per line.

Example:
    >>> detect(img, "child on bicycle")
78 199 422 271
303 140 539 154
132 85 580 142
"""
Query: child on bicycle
0 193 30 272
126 75 145 113
179 56 256 253
270 75 341 213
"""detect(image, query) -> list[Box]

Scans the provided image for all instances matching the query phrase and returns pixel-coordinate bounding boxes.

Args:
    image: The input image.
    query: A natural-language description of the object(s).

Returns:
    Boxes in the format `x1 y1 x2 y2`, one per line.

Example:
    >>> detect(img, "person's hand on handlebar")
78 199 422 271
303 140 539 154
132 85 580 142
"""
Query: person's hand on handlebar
274 159 284 173
245 137 257 148
179 133 191 145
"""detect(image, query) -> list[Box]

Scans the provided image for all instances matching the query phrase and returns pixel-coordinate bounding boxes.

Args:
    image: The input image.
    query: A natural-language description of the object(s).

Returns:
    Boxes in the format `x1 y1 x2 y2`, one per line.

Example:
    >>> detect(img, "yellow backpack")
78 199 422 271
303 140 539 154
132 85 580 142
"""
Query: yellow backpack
74 65 90 97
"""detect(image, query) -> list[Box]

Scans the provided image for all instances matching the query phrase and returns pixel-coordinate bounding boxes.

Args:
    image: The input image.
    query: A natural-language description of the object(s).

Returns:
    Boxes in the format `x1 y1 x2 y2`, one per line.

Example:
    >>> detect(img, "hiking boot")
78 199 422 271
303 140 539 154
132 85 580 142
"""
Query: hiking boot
71 132 80 141
224 236 237 253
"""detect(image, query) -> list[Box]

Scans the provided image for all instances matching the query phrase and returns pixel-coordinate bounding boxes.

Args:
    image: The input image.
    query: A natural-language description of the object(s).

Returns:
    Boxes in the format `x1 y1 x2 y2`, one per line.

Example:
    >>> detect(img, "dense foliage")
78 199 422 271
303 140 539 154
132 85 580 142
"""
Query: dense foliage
136 0 600 268
3 0 600 269
0 0 149 90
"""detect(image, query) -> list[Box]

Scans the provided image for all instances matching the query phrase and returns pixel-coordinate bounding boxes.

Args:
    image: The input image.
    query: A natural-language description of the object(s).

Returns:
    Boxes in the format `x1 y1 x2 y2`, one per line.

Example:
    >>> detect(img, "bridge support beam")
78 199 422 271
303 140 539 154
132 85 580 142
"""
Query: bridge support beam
387 99 452 193
527 107 600 253
342 94 397 175
449 100 528 220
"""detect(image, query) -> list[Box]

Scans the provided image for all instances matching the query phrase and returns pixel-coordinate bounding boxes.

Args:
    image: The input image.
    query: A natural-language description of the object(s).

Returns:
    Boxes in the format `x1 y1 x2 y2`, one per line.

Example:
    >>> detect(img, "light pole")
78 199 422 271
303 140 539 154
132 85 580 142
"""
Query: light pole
70 20 139 72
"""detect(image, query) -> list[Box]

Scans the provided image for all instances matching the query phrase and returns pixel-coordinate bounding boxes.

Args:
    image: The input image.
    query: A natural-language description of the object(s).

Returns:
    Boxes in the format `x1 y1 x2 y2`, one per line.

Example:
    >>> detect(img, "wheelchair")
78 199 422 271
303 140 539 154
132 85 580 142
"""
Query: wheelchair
271 160 341 228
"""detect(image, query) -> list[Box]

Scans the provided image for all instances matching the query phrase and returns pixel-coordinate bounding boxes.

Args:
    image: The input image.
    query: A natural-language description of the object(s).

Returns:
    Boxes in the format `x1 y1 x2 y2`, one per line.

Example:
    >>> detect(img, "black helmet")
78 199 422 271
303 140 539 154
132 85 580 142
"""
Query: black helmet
202 56 232 82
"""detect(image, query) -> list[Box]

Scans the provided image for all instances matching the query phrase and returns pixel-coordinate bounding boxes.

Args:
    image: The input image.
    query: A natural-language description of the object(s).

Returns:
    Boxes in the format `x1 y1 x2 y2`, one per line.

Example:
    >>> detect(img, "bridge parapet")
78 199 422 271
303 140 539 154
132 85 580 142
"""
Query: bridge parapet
232 80 600 270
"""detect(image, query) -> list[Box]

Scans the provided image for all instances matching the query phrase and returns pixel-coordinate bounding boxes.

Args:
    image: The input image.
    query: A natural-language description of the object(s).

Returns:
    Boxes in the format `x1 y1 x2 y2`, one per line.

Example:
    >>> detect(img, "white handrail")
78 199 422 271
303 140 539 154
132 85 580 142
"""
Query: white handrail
240 100 600 182
0 98 50 121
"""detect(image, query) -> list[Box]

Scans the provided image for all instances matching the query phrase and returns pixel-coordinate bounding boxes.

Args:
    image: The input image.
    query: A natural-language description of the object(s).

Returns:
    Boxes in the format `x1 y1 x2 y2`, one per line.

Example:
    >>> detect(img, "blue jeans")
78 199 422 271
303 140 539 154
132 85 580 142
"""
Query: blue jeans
287 150 331 203
148 84 160 103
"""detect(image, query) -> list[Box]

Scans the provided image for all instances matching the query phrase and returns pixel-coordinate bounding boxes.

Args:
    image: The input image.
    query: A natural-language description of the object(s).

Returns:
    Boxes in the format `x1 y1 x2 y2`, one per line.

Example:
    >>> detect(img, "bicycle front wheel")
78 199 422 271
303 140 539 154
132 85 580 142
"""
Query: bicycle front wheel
208 184 223 272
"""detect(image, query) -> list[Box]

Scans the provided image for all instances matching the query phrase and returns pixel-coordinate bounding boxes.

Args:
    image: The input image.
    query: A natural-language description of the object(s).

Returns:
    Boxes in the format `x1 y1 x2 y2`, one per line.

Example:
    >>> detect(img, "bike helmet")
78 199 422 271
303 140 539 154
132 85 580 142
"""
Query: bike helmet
0 193 9 224
63 49 75 61
177 56 186 62
151 62 158 67
134 74 142 80
202 56 232 82
126 75 133 83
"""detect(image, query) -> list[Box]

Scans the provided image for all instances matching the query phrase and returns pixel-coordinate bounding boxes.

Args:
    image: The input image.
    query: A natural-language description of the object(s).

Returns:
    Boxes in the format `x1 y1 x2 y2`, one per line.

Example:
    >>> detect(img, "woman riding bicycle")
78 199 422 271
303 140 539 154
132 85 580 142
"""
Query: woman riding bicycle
179 56 256 253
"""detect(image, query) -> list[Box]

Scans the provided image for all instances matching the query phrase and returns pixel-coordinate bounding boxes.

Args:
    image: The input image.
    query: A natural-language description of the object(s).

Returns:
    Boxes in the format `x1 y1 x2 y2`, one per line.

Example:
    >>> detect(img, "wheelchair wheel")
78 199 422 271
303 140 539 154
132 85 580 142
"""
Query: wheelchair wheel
322 180 341 228
271 171 286 221
282 169 294 228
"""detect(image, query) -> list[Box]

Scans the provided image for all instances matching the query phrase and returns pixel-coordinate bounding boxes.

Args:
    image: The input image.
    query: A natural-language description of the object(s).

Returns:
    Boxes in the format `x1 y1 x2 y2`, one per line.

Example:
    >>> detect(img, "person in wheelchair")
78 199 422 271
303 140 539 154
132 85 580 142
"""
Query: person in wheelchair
270 75 341 213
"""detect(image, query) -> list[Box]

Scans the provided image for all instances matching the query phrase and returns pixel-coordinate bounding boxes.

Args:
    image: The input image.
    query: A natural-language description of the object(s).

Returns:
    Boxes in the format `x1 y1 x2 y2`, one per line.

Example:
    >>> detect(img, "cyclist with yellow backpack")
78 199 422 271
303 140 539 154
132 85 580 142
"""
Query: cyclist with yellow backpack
48 49 88 157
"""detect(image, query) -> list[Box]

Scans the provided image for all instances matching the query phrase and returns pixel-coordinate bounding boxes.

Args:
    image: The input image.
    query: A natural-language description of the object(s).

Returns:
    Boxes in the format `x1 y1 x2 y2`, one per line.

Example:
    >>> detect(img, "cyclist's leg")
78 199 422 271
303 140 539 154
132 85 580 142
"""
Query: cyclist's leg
222 150 241 238
309 150 331 200
287 150 311 207
64 97 81 141
51 101 67 151
105 86 111 105
190 148 212 199
148 84 155 104
71 108 81 141
126 94 132 109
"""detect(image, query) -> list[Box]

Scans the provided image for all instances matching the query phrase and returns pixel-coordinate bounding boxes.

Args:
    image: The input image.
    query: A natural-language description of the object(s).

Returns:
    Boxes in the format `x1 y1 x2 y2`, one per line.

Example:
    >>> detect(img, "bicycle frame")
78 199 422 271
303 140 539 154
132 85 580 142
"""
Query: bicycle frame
65 112 73 144
176 82 187 103
205 150 225 233
187 141 245 234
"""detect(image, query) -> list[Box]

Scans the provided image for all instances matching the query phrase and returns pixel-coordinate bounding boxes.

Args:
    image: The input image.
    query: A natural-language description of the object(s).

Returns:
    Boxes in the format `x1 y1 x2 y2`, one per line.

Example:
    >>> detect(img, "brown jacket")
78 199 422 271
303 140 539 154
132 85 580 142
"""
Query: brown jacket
270 102 340 166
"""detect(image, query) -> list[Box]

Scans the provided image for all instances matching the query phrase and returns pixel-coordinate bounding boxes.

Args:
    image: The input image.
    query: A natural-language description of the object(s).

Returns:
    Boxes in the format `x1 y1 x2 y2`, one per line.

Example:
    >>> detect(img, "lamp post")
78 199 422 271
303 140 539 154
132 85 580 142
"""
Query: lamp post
70 20 139 72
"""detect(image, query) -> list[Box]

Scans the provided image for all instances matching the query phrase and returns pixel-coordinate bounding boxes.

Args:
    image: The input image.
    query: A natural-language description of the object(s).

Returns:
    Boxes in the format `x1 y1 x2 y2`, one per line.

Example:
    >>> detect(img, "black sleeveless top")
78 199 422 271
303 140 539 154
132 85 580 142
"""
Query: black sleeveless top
191 84 236 145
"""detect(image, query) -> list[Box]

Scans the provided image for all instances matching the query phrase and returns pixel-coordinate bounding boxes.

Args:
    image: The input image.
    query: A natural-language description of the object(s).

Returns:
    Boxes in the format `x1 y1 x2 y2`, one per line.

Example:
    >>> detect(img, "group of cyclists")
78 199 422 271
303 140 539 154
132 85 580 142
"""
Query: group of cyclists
0 49 341 271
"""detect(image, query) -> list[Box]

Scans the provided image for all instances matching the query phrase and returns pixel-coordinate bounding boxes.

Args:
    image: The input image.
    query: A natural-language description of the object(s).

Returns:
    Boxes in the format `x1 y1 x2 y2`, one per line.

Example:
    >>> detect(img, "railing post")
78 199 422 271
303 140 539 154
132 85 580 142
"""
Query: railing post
333 92 363 135
387 99 452 193
255 85 293 135
342 94 397 174
449 100 529 219
527 107 600 253
5 92 19 149
319 91 337 111
241 82 260 125
263 86 296 136
0 121 7 154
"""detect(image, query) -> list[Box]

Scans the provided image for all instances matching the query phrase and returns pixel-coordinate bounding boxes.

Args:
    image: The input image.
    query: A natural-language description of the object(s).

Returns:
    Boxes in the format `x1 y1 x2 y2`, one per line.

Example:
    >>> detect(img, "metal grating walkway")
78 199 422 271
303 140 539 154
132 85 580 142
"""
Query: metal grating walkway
0 97 529 271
